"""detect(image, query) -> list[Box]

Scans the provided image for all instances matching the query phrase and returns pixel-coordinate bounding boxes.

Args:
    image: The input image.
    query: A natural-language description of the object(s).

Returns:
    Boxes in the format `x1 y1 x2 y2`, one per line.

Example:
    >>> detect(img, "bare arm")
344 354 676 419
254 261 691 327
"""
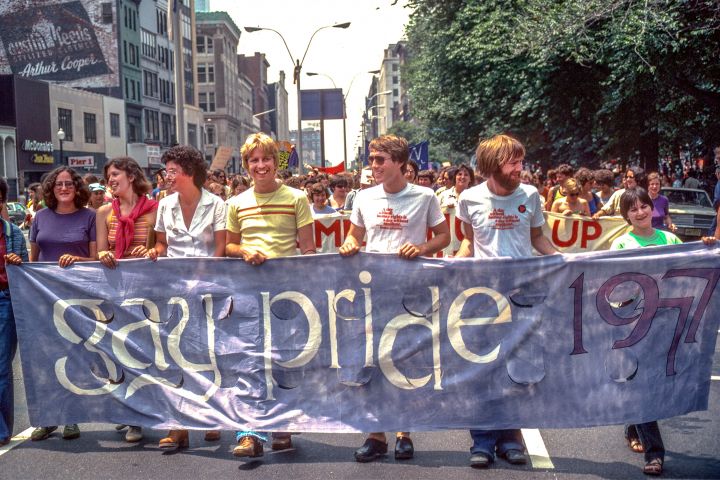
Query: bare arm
339 224 365 256
95 205 117 268
147 231 168 260
531 226 558 256
297 224 316 255
29 242 39 262
225 230 268 264
213 230 226 257
455 221 474 258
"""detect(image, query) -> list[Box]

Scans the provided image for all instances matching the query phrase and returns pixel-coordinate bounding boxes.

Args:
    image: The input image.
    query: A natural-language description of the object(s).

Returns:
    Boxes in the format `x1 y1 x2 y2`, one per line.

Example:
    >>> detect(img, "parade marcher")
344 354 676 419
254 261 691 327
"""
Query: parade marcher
544 163 574 210
308 182 337 216
328 175 350 210
226 133 315 459
439 164 474 213
608 187 716 476
339 134 450 463
23 182 44 229
404 159 419 184
26 167 97 442
456 134 557 469
230 175 250 198
575 167 603 215
96 157 158 443
594 169 616 204
343 167 373 211
647 172 675 232
593 167 644 219
87 183 107 210
417 169 435 188
0 177 29 446
551 178 591 216
144 145 227 451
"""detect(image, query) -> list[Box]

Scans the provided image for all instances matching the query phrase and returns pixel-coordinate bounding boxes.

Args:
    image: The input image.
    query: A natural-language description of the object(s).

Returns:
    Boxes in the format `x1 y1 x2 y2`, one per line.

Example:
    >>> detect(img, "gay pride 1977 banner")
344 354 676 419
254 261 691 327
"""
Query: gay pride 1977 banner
8 244 719 432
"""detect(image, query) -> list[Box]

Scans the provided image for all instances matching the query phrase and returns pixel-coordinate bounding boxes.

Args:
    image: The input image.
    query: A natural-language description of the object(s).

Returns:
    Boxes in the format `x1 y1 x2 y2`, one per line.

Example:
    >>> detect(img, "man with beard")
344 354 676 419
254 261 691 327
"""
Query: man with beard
455 134 557 469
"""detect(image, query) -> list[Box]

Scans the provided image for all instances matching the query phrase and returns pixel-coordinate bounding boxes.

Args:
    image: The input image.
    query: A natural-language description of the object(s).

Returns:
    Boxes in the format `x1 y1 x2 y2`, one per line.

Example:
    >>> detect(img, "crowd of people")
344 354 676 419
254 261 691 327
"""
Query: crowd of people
0 131 718 476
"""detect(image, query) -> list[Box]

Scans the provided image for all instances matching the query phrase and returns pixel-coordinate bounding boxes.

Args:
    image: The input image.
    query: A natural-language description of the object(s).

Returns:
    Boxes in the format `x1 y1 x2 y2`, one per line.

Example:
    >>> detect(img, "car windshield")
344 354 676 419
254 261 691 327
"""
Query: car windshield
662 189 713 208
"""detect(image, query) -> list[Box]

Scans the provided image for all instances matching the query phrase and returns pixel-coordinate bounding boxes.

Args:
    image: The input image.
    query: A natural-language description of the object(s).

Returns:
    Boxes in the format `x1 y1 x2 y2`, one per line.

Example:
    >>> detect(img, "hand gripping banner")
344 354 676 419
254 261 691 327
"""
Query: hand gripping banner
8 244 720 432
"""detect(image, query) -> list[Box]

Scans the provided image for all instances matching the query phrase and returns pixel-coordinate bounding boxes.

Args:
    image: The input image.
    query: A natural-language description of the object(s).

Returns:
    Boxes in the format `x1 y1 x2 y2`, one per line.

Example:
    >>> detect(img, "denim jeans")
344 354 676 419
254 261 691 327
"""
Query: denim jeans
469 429 524 458
0 292 17 441
626 422 665 462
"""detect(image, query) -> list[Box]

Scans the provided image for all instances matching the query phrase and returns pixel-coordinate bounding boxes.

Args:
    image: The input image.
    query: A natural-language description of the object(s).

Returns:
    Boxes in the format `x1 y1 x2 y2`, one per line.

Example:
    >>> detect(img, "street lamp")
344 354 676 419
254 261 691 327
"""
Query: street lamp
57 127 65 164
244 22 351 174
306 70 379 168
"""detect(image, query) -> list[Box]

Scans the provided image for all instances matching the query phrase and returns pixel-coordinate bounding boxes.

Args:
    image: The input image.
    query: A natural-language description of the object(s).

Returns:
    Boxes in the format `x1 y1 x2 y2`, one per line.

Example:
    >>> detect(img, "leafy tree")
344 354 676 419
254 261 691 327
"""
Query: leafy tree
405 0 720 171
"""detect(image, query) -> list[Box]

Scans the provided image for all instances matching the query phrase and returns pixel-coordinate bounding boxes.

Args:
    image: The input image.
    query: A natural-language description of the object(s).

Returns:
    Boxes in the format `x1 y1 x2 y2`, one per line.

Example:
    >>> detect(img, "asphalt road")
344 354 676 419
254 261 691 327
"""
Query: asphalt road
1 342 718 480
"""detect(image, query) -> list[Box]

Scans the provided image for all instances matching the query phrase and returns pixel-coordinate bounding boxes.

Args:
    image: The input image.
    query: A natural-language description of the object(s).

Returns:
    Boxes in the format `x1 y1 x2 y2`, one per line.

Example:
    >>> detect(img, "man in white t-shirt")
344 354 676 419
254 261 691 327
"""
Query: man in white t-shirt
339 134 450 463
456 134 557 469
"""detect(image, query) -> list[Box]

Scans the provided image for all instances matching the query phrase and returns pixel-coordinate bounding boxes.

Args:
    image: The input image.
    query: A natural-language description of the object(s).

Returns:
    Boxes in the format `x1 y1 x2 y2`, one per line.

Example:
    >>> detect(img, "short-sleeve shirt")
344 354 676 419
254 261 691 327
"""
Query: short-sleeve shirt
599 188 625 216
155 189 227 258
457 182 545 258
350 183 445 253
610 229 682 250
226 184 313 258
651 195 670 230
30 207 96 261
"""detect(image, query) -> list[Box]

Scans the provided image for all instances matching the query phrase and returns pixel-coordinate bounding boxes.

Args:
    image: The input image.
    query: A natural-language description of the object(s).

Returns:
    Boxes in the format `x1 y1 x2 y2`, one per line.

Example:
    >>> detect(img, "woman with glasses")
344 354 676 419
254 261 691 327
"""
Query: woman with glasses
25 167 97 442
550 178 591 216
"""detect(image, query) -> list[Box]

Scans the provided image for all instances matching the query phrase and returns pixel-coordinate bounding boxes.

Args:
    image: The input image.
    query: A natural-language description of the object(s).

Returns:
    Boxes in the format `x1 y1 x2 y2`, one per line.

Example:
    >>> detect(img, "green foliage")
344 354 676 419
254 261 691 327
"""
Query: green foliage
405 0 720 170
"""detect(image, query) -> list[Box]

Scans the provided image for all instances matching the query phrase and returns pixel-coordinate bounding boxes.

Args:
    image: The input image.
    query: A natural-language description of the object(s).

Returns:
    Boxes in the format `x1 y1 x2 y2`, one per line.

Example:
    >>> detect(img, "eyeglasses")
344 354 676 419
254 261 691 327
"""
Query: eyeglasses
368 154 391 166
54 181 75 189
165 169 180 178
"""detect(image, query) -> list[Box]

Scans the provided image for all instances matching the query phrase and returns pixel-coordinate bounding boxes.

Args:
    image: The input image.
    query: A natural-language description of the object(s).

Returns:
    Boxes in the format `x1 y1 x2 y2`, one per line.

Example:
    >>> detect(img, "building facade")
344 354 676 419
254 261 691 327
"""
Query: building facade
238 52 272 135
268 70 290 142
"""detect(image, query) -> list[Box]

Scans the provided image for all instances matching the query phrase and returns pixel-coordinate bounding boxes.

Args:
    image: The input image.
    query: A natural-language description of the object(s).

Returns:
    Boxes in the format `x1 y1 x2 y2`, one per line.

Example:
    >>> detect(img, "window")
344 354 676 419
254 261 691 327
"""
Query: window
393 89 399 97
392 63 398 72
143 70 158 98
187 123 197 148
102 2 113 24
161 113 172 145
58 108 73 141
392 76 398 84
110 113 120 137
199 92 215 112
141 30 157 59
197 36 213 54
197 63 214 83
181 13 191 40
156 8 167 36
205 124 215 145
84 113 97 144
128 114 141 143
144 109 159 141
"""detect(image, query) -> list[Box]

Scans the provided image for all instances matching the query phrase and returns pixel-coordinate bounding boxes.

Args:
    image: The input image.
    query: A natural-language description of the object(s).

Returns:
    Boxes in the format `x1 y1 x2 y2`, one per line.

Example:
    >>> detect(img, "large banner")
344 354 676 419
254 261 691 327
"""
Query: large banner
311 212 631 255
0 0 119 88
8 245 720 432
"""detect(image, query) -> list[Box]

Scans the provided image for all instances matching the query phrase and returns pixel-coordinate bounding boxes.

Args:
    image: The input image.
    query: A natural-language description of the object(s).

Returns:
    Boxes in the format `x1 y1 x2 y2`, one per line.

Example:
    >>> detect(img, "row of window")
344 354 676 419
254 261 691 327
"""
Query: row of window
57 108 120 143
144 110 176 145
125 78 141 102
197 63 214 83
123 4 137 31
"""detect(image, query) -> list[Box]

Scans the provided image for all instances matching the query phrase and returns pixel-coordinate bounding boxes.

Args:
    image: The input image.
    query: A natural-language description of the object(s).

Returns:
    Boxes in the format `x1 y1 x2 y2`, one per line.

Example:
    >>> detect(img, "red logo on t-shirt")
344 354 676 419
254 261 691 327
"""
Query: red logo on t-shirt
378 208 408 230
518 205 527 213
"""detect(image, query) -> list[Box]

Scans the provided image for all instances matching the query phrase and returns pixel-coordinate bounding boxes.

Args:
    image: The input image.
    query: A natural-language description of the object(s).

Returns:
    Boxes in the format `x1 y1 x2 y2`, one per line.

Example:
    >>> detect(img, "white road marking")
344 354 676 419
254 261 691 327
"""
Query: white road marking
0 427 33 458
711 376 720 381
521 428 554 469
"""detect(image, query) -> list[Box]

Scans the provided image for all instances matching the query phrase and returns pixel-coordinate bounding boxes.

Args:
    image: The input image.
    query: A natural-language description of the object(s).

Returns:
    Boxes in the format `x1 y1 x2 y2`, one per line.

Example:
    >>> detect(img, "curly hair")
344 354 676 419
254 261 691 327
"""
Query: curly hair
161 145 207 189
42 166 90 210
104 157 151 196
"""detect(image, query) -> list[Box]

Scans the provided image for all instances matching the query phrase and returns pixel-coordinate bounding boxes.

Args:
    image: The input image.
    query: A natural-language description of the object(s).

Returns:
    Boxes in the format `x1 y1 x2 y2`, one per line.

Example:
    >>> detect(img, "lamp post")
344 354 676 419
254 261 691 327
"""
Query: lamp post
244 22 351 174
57 127 65 165
306 70 379 169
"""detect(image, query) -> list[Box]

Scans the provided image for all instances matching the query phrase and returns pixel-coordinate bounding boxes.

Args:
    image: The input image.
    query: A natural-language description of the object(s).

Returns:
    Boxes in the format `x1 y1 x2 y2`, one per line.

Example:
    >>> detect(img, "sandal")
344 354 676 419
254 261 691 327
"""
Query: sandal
628 438 644 453
643 458 663 476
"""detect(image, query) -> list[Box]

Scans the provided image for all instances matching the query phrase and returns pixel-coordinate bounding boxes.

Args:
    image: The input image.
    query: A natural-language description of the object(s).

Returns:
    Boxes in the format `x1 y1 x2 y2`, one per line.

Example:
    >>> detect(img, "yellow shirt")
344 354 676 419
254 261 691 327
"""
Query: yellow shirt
226 184 313 258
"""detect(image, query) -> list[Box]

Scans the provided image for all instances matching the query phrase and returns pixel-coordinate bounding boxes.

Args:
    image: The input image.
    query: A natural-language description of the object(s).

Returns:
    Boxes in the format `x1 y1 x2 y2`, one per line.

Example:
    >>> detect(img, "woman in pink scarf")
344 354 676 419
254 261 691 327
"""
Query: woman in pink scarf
96 156 157 443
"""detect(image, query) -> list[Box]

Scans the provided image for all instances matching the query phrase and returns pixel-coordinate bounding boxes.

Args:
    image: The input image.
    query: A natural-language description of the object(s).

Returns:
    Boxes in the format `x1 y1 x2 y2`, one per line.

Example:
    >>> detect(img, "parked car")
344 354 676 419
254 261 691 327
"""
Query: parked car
660 187 716 239
6 202 27 227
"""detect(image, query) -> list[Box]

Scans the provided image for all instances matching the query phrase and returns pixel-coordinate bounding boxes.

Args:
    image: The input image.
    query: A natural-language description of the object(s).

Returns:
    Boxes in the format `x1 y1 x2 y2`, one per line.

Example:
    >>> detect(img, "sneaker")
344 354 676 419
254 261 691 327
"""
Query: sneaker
470 452 493 469
62 424 81 440
31 426 57 441
233 436 264 457
125 426 143 443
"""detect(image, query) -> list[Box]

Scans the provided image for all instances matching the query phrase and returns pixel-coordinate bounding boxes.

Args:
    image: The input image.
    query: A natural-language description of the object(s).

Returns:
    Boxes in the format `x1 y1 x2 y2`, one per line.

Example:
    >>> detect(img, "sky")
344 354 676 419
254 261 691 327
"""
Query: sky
209 0 412 167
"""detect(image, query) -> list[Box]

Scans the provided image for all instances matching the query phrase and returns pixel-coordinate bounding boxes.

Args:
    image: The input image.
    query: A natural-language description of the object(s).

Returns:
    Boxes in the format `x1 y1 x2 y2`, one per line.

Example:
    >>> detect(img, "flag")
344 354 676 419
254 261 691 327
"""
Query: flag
316 162 345 175
409 140 430 170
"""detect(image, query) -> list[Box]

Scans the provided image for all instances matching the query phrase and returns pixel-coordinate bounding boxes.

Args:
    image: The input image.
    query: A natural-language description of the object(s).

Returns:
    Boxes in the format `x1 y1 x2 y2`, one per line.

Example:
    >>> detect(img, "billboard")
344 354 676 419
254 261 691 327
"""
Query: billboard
300 88 344 121
0 0 119 88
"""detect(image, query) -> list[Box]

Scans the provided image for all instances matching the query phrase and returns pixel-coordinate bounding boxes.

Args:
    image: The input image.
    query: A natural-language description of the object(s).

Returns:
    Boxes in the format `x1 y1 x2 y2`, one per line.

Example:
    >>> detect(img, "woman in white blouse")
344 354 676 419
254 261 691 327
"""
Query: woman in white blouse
146 145 227 450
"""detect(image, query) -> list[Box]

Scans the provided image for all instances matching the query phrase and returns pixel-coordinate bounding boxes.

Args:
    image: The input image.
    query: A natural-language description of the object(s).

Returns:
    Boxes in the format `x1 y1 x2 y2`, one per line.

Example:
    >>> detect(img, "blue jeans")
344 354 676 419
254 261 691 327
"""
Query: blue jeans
0 292 17 441
469 429 524 458
626 422 665 462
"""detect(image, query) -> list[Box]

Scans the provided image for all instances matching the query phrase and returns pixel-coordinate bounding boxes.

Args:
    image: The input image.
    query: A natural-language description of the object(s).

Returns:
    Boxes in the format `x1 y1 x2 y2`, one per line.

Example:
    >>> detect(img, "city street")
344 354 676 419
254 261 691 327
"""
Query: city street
1 340 718 480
